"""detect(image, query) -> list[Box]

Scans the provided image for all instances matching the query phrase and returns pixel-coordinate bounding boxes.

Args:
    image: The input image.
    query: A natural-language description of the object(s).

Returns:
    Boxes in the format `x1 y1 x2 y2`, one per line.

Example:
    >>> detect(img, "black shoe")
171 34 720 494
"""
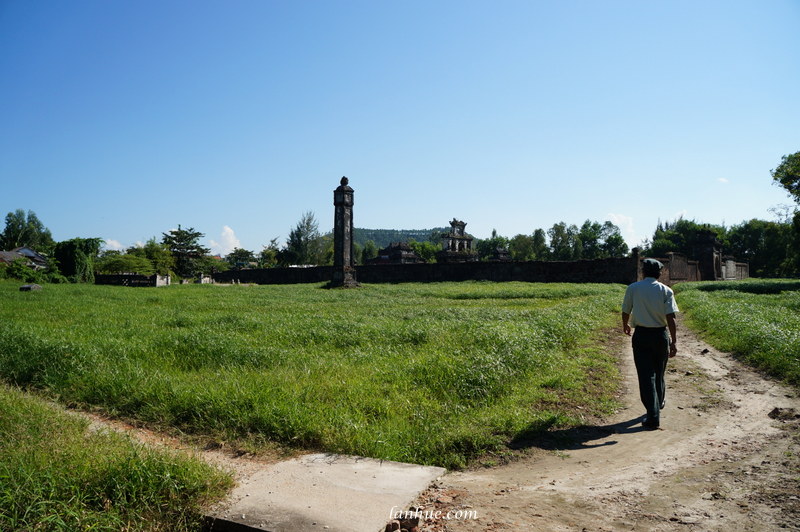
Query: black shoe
642 419 660 430
660 399 666 410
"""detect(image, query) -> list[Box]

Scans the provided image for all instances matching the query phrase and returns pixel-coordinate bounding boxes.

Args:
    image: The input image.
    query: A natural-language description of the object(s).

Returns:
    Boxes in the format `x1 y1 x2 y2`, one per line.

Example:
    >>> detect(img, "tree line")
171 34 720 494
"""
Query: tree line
638 152 800 277
2 151 798 282
642 215 799 278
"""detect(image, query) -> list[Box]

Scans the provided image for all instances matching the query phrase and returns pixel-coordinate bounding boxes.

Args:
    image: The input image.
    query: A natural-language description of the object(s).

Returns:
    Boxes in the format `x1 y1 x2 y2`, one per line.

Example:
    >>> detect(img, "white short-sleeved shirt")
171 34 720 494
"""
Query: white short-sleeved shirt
622 277 679 328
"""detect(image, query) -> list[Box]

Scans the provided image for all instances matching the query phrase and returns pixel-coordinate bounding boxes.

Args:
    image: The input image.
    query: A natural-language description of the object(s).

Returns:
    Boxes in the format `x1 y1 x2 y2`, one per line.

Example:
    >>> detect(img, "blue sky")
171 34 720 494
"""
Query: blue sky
1 1 798 256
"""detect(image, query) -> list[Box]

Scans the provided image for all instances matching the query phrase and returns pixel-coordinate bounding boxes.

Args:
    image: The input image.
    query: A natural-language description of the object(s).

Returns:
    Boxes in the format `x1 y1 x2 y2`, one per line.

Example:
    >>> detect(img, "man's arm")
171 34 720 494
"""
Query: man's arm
622 312 632 336
666 313 677 357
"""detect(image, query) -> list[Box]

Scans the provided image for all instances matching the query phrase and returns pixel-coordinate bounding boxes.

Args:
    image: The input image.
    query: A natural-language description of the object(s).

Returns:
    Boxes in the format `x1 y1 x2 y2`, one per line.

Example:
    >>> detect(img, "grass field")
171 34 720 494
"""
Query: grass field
675 279 800 385
0 280 625 469
0 384 232 531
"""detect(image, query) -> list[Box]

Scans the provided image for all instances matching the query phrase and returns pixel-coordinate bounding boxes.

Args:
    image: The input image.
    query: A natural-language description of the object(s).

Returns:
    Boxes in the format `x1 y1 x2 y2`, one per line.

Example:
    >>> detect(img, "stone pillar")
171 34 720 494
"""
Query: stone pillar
632 247 642 282
330 176 359 288
693 230 722 281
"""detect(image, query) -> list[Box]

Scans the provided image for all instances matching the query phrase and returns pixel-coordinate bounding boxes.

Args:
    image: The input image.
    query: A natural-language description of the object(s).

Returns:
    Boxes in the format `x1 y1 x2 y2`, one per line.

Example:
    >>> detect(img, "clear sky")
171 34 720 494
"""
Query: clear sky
1 1 798 256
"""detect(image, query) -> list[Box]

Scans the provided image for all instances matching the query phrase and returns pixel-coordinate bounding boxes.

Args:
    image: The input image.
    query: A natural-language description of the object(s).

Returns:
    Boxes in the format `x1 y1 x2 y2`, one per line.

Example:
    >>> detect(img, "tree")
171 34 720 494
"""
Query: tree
475 229 509 261
601 227 629 258
361 240 378 263
771 151 800 273
531 229 548 260
318 233 334 266
577 220 603 259
600 221 629 258
792 212 800 273
509 234 535 261
643 218 726 258
282 212 324 266
225 247 255 269
548 222 580 260
95 254 156 275
127 238 175 276
408 240 439 263
508 230 551 261
1 209 55 254
162 225 210 278
258 238 280 268
727 219 796 277
54 237 103 283
771 151 800 203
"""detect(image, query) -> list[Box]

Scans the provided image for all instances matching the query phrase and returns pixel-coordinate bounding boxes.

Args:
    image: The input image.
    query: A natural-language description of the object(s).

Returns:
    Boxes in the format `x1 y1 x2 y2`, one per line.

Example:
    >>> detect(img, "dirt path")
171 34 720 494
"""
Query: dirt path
413 316 800 531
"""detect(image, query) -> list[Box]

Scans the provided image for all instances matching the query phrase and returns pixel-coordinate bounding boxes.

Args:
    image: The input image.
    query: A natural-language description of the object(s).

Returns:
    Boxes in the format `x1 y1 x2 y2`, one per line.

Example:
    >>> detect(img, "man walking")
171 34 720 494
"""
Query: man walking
622 258 679 430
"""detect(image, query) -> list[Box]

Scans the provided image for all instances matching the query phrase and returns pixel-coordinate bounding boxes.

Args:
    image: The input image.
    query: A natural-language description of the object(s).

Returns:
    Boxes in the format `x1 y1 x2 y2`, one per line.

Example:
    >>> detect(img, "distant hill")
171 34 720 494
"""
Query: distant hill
353 228 448 248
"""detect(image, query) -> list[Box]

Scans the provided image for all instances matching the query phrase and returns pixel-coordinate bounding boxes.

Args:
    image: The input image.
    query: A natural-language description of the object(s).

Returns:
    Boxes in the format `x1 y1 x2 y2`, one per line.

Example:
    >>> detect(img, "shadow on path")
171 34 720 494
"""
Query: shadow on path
509 415 649 452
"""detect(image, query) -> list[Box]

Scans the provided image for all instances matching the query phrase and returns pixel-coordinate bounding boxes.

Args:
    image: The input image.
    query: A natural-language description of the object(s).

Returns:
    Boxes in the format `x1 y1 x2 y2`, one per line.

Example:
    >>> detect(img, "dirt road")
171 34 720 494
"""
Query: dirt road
414 316 800 531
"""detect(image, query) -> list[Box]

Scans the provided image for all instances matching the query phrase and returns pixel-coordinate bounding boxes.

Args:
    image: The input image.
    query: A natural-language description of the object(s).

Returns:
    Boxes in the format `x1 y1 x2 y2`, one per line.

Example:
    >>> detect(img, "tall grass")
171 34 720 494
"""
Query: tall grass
0 384 232 531
676 279 800 385
0 280 624 468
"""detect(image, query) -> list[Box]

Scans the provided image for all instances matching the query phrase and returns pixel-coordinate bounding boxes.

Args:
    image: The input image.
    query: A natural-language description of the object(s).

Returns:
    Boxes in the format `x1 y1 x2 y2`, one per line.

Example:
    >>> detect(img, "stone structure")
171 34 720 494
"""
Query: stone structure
680 230 749 281
19 284 43 291
95 274 171 287
646 250 748 284
436 219 478 263
369 242 425 265
490 246 511 262
692 230 724 281
330 176 359 287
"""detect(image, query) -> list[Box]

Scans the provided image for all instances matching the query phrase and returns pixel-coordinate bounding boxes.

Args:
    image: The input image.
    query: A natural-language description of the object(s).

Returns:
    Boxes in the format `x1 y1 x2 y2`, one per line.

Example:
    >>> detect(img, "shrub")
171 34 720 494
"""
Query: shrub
5 258 44 283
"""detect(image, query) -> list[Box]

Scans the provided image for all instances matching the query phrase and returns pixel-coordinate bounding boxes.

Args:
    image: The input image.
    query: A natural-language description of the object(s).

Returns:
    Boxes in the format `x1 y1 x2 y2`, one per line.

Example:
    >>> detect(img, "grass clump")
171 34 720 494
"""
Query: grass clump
0 280 624 468
0 384 232 531
676 279 800 385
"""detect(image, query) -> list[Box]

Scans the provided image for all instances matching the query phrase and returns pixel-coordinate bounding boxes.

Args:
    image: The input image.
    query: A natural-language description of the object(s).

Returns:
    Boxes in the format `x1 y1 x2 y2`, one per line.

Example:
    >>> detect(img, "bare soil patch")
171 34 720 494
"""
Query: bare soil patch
413 315 800 531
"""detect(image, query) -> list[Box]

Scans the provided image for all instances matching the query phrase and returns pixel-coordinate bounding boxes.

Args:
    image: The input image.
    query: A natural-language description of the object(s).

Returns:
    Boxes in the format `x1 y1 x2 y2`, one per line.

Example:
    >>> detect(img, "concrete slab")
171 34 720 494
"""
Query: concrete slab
206 453 446 532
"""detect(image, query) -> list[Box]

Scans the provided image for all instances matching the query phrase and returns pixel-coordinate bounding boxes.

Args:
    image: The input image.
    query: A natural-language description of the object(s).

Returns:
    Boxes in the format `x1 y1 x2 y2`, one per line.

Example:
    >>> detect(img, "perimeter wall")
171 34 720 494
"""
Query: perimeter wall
210 249 747 287
212 253 641 285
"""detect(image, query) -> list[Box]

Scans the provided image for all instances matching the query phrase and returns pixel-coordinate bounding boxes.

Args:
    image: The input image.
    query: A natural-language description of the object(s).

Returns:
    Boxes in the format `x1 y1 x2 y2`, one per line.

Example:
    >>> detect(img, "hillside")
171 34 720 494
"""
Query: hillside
353 227 448 248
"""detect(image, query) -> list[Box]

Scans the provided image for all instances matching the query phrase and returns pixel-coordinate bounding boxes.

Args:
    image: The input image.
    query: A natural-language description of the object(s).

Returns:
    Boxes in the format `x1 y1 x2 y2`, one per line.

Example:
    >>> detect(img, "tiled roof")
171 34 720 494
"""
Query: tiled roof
0 251 24 263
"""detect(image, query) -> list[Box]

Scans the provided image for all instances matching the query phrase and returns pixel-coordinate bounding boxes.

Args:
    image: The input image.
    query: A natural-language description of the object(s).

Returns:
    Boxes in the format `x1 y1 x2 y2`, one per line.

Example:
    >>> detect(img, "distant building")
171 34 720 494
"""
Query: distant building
368 242 425 264
0 247 48 269
436 219 478 263
490 246 511 262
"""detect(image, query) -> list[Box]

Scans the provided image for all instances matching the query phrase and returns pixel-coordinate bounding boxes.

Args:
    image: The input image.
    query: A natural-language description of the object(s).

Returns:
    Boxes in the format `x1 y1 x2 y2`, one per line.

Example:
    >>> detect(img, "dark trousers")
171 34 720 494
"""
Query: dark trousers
632 327 669 424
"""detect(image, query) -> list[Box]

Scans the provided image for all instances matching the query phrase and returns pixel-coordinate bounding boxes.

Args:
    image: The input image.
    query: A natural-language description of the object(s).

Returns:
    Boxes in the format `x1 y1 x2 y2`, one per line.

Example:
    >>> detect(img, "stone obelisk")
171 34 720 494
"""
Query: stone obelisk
330 176 359 287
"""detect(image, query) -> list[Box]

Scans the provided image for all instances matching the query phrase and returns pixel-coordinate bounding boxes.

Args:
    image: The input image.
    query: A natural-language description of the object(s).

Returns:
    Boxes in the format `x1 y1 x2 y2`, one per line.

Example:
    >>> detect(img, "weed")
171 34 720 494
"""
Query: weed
0 384 232 531
676 280 800 385
0 280 625 468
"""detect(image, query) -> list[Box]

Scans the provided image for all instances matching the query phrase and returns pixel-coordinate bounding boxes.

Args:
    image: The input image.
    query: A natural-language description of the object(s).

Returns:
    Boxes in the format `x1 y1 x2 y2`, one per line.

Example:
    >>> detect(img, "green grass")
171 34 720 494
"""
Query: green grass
0 384 232 531
0 280 624 468
676 279 800 385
